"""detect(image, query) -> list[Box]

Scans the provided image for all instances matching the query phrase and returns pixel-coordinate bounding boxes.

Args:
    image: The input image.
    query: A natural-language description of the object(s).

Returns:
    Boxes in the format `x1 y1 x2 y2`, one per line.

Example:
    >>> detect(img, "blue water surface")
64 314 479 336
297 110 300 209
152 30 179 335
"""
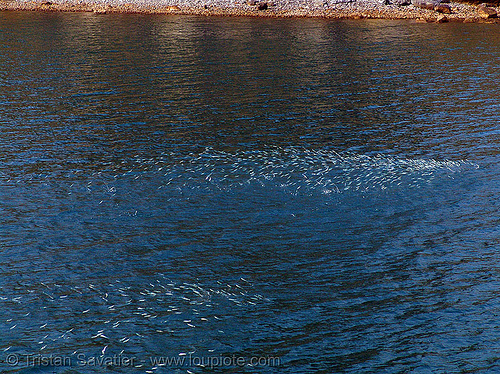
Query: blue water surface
0 12 499 373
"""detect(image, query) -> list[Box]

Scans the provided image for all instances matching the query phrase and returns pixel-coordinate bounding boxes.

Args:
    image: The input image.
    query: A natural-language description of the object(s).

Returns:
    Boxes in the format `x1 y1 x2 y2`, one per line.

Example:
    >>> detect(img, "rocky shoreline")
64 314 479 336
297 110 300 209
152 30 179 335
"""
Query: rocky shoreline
1 0 500 22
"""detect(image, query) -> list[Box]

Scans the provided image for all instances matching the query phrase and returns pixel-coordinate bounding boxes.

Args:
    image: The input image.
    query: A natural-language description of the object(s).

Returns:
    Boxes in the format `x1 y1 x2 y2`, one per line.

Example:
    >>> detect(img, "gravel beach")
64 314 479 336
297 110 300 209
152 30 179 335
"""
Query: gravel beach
0 0 498 22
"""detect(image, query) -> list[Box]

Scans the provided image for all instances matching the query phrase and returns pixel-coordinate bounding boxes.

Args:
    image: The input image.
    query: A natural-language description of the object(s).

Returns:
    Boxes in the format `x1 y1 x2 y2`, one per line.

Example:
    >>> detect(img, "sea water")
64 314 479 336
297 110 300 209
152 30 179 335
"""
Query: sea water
0 13 499 373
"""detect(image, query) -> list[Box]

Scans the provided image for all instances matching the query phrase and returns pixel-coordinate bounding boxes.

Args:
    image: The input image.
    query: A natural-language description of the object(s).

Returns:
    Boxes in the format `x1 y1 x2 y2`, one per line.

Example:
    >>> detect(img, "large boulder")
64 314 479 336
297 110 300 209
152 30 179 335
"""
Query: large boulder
478 4 497 17
435 3 452 12
257 2 268 9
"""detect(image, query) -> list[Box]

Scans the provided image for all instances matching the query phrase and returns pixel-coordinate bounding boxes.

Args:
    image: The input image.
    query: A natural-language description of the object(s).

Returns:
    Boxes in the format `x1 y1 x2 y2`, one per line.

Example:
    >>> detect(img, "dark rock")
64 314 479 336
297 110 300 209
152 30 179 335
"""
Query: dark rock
435 4 451 12
478 4 497 17
247 0 258 5
257 1 268 9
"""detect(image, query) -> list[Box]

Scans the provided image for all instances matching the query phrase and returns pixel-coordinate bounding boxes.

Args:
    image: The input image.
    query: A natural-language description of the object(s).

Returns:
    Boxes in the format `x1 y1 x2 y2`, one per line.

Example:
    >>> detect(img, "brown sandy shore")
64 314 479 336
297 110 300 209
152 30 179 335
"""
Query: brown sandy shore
0 0 500 23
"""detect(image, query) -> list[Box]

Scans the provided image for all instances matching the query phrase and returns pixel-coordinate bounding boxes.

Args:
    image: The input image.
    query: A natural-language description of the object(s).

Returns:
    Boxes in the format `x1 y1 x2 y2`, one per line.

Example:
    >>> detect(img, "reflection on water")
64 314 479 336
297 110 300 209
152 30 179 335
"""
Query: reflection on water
1 12 500 373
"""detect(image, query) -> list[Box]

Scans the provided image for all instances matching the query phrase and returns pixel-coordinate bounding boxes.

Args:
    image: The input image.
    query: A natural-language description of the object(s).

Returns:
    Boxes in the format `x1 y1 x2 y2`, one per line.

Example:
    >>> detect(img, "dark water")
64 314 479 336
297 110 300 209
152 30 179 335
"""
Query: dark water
1 12 500 373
